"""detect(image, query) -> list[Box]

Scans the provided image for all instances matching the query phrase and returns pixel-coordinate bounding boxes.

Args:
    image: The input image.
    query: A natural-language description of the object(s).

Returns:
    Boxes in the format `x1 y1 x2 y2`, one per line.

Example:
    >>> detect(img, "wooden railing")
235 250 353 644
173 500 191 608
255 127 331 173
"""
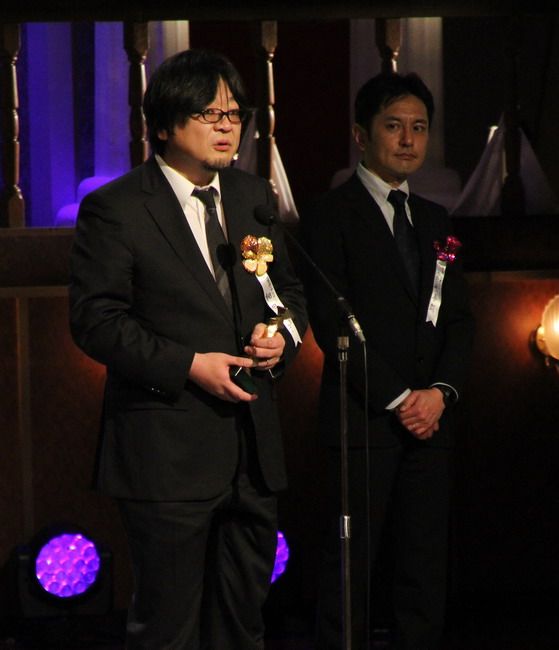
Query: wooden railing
0 10 540 227
0 24 24 227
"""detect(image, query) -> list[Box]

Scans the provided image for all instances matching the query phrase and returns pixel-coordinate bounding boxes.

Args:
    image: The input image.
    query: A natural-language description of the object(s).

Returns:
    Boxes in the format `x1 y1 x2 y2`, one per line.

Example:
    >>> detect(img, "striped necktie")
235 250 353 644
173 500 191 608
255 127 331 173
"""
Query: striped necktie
192 187 233 310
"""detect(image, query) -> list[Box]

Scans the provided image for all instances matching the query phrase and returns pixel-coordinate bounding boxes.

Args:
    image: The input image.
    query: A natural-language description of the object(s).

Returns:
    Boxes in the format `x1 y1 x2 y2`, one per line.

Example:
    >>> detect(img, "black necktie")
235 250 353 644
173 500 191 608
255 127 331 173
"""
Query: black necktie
387 189 420 295
192 187 233 310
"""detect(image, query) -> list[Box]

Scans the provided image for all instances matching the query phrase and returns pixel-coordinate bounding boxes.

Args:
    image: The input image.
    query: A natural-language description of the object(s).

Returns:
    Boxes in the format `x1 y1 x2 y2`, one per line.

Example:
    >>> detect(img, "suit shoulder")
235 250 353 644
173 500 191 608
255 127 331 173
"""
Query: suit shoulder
76 164 153 231
302 175 362 224
409 192 448 217
78 165 145 213
220 166 268 190
90 165 144 198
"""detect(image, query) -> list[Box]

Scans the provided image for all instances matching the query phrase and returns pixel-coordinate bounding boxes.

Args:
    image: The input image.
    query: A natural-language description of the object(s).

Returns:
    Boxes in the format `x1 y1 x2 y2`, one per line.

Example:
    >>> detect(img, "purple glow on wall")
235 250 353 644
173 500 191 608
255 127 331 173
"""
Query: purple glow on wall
22 23 129 227
24 23 77 226
55 175 116 226
35 533 101 598
272 531 290 583
94 23 129 179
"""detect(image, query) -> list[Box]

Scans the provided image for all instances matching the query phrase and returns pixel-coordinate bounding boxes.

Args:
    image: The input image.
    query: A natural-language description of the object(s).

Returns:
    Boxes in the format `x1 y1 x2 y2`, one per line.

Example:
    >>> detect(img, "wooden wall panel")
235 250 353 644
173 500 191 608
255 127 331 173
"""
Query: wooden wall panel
451 275 559 604
0 231 134 610
0 297 24 609
26 296 133 609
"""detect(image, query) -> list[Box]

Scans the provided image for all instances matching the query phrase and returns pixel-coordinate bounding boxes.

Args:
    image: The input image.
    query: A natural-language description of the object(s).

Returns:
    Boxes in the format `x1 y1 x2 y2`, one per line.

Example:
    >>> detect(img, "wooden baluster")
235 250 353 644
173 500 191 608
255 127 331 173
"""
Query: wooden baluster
501 17 525 216
375 18 401 73
255 20 277 192
124 22 149 168
0 23 25 227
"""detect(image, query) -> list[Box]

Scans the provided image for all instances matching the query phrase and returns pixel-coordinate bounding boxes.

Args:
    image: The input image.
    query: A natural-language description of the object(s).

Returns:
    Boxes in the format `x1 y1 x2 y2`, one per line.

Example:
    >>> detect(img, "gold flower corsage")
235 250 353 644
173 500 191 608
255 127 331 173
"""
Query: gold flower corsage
240 235 274 276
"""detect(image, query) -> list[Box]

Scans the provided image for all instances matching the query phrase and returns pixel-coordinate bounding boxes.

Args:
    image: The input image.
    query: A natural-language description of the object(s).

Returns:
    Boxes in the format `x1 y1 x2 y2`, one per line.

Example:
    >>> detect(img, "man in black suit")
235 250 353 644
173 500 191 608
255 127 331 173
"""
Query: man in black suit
69 49 307 650
303 73 474 649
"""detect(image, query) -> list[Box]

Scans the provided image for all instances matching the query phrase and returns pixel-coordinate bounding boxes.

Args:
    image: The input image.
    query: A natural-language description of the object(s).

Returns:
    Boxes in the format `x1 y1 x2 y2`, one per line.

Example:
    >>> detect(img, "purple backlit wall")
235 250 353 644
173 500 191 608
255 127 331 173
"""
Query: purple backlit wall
23 23 77 227
18 23 185 227
20 23 129 227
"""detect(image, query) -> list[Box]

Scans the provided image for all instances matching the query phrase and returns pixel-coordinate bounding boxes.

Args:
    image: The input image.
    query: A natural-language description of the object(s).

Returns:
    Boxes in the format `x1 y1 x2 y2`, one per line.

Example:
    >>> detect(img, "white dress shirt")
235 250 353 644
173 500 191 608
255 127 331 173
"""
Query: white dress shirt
156 154 227 280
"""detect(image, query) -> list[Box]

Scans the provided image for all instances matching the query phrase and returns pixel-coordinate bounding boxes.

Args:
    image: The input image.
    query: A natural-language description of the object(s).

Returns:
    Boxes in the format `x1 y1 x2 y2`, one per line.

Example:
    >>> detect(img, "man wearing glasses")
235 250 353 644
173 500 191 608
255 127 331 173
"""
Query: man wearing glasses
70 49 306 649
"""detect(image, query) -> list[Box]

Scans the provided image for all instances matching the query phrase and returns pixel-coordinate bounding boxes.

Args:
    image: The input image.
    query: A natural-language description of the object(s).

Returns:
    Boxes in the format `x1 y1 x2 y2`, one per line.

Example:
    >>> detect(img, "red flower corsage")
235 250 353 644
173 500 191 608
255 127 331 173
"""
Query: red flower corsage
433 236 461 264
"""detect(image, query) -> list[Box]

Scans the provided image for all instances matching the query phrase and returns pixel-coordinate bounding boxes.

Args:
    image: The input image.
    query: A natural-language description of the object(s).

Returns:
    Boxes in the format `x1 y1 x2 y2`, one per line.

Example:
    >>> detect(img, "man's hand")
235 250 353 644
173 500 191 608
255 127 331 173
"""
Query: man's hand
188 353 257 402
396 388 445 440
244 322 286 371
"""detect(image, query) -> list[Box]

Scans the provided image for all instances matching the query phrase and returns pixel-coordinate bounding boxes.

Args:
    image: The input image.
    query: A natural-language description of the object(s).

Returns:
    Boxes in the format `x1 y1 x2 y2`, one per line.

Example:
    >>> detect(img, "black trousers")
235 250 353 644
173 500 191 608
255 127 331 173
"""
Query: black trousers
315 440 452 650
117 413 278 650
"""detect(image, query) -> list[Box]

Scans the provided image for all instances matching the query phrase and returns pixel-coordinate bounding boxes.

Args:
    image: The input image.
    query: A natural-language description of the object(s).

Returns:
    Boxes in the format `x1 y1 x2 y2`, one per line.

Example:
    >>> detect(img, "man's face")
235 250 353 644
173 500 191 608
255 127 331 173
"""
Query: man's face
158 78 241 185
353 94 429 187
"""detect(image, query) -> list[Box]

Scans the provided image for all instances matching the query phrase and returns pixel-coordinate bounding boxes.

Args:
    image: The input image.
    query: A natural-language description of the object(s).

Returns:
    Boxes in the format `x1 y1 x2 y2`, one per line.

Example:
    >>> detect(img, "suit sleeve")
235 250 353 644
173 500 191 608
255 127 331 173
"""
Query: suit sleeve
301 193 474 414
428 212 475 398
69 191 193 399
301 198 412 412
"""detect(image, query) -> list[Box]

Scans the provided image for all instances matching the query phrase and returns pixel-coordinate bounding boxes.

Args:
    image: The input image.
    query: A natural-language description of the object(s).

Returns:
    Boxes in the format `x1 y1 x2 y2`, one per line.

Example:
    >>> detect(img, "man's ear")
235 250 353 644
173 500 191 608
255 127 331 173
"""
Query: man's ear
352 123 368 152
157 129 169 142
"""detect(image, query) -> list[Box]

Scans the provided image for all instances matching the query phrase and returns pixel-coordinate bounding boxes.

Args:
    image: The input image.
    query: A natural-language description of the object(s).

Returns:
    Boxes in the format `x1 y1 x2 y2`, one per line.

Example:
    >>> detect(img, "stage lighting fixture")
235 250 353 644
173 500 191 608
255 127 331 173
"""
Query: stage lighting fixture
16 524 112 617
533 295 559 369
272 531 290 583
34 531 101 598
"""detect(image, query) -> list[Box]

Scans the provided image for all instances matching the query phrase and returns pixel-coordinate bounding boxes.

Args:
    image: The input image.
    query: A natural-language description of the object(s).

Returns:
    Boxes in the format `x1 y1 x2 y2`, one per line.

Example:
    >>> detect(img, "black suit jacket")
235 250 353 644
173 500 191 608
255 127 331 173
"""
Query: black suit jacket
69 157 307 500
302 172 474 448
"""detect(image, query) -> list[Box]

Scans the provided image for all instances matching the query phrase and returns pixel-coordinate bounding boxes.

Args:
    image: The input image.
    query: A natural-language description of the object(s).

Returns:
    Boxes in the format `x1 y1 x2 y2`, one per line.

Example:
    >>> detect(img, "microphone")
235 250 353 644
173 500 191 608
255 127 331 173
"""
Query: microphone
254 205 276 226
253 205 366 344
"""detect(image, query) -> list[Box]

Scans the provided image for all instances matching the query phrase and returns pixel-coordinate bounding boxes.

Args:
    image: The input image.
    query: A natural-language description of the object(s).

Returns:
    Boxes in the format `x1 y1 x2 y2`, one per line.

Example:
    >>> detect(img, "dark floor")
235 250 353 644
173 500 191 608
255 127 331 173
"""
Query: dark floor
1 608 558 650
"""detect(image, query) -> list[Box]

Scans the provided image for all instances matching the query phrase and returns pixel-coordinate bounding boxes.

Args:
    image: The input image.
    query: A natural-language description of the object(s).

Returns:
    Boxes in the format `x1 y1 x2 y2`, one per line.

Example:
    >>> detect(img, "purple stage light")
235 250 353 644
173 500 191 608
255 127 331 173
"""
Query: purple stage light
272 531 290 583
35 533 101 598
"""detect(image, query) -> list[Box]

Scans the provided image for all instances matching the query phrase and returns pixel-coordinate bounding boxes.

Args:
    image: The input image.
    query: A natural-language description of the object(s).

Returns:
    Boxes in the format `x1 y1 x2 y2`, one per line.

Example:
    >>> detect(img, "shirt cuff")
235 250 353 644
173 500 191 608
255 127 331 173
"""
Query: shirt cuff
430 382 459 403
386 388 411 411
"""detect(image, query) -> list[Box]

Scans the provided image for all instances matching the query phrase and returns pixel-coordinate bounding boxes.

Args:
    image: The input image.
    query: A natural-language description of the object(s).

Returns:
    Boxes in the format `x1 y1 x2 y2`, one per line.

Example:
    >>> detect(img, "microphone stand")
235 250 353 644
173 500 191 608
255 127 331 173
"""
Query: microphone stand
257 209 365 650
338 329 352 650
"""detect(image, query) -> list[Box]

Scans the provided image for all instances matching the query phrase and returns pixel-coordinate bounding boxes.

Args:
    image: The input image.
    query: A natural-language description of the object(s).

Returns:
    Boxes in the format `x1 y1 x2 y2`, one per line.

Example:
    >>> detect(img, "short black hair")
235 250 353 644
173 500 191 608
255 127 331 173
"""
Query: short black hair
354 72 434 132
143 49 250 156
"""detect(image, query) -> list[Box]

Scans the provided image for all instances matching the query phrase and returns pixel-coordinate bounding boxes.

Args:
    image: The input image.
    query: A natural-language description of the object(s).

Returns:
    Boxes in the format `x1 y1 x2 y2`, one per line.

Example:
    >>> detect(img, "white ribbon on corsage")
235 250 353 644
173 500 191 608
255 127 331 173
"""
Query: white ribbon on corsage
426 236 462 327
240 235 302 346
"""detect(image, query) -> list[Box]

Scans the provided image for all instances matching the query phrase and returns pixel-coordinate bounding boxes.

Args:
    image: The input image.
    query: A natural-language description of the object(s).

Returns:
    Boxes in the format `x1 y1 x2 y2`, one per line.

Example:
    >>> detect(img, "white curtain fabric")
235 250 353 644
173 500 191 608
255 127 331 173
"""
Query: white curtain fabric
451 116 559 216
235 114 299 222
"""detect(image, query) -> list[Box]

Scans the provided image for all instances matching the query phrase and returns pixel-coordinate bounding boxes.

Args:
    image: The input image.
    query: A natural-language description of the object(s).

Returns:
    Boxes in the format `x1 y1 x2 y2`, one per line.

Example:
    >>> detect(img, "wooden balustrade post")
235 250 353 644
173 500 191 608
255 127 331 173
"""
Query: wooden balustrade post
124 22 149 168
375 18 401 73
501 16 525 216
254 20 277 192
0 23 25 227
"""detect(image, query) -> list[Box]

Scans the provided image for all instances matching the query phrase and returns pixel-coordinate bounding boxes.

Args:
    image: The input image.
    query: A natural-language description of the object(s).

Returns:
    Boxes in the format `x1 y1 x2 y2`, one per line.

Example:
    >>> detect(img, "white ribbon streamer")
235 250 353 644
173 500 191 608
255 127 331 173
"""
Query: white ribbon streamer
256 273 302 346
426 260 447 326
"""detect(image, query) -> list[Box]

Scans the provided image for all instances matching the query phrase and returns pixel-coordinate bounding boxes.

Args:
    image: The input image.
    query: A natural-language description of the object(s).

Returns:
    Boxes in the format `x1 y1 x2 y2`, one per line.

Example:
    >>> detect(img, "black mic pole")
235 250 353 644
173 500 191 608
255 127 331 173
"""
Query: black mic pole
254 206 365 344
338 329 352 650
254 206 365 650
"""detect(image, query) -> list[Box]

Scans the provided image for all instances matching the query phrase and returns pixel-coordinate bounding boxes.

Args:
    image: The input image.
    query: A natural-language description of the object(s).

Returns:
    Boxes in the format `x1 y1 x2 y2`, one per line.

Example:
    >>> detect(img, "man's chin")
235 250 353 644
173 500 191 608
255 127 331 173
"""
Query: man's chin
203 157 235 172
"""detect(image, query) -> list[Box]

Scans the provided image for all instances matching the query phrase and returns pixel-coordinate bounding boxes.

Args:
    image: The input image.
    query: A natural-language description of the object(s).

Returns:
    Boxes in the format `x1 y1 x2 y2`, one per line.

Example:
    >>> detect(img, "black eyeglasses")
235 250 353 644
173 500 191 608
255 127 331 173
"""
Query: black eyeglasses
191 108 247 124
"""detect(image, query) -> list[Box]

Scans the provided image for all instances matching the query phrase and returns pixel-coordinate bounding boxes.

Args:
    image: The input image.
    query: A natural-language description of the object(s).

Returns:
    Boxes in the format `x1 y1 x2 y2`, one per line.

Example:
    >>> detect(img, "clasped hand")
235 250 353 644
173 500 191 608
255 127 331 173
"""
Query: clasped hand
396 388 445 440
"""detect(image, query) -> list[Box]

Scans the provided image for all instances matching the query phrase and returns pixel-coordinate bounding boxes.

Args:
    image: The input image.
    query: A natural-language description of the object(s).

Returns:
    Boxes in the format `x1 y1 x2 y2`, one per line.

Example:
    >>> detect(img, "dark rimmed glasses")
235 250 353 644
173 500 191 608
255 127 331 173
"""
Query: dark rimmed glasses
191 108 247 124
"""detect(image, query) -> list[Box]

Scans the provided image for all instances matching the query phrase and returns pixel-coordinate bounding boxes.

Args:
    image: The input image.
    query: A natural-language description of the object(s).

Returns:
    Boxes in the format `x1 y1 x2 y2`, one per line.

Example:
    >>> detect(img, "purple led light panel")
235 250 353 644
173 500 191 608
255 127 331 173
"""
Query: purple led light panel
35 533 101 598
272 531 290 583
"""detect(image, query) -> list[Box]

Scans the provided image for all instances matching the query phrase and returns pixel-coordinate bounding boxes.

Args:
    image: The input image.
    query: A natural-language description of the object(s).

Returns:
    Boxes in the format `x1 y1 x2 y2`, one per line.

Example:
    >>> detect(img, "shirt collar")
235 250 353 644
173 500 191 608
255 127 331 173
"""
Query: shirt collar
155 154 222 207
356 162 409 206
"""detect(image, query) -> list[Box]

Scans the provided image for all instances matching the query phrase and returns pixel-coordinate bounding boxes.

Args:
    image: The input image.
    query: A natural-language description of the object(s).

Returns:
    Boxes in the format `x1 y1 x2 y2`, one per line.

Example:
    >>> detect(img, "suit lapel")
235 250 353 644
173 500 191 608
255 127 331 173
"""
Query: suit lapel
140 158 235 326
344 174 419 304
409 195 439 315
219 171 259 335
